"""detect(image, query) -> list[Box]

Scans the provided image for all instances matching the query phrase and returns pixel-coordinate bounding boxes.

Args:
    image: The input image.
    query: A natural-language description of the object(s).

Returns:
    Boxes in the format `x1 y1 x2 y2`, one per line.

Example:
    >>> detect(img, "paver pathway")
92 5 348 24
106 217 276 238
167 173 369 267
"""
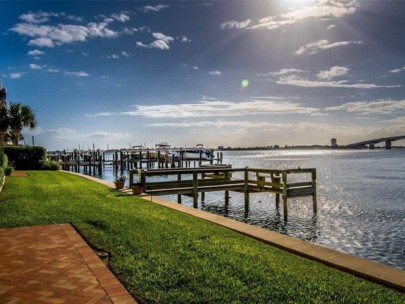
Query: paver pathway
0 224 136 304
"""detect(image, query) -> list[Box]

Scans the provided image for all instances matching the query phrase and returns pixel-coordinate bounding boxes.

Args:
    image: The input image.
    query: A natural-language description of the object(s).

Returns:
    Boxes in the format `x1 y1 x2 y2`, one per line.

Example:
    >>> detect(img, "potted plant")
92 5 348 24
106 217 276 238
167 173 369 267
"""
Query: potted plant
114 175 126 190
130 176 144 195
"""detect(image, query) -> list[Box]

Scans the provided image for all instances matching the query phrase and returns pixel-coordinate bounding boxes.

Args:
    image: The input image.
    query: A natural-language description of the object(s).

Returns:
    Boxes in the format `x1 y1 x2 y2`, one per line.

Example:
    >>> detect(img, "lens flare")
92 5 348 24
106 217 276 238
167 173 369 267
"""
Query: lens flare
241 79 249 88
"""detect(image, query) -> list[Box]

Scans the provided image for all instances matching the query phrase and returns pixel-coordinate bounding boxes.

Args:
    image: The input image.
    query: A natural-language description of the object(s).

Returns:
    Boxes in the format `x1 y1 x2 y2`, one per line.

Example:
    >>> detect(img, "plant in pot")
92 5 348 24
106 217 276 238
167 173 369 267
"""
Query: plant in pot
131 176 144 195
114 175 126 190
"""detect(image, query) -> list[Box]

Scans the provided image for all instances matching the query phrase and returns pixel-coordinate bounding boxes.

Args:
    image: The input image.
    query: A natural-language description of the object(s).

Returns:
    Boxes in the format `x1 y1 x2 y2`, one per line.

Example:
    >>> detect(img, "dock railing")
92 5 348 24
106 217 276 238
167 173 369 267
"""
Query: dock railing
129 166 317 217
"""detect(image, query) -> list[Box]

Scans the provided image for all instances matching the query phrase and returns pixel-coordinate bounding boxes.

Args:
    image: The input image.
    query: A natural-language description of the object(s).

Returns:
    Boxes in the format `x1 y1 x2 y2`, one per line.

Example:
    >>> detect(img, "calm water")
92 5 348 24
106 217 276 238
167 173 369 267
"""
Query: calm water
81 149 405 269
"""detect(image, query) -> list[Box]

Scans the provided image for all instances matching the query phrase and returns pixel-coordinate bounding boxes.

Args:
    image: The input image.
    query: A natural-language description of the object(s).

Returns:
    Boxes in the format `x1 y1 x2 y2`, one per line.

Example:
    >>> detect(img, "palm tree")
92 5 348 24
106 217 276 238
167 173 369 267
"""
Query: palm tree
8 102 37 146
0 106 8 144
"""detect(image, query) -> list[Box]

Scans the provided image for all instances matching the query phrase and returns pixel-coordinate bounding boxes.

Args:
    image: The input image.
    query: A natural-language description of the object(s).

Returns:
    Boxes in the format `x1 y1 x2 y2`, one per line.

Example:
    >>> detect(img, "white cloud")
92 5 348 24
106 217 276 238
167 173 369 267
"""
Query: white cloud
64 71 89 77
11 20 118 48
325 99 405 115
28 49 45 56
141 4 170 13
86 98 322 118
180 36 191 42
36 128 130 140
276 75 400 89
9 72 25 79
248 0 359 30
29 63 42 70
220 19 251 29
317 66 350 80
137 32 174 50
390 66 405 73
295 39 363 55
121 51 129 57
87 131 130 139
19 11 82 24
209 71 222 76
47 68 59 73
107 54 120 59
257 68 306 77
19 11 57 24
262 67 400 89
28 37 55 47
326 24 336 30
111 13 130 22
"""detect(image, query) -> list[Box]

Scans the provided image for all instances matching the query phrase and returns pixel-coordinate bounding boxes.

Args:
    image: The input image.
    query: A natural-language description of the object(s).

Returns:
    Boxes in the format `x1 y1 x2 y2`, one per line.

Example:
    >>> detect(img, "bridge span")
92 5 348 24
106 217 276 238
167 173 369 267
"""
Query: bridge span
345 135 405 149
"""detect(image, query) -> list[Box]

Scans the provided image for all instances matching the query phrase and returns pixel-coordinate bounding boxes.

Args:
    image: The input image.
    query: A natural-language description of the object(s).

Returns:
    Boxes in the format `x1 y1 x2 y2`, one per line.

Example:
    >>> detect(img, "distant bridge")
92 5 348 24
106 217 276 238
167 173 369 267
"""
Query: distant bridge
345 135 405 149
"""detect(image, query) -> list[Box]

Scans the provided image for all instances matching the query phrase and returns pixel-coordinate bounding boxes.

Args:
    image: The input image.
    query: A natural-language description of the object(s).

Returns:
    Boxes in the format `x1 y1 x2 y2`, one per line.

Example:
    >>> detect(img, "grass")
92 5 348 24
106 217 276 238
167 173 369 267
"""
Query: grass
0 171 403 304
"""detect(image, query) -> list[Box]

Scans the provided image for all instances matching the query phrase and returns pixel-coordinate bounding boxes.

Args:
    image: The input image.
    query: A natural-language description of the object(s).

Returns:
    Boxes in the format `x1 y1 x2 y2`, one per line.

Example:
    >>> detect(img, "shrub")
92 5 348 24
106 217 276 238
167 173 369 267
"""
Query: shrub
4 167 13 176
42 160 61 171
0 146 4 168
3 146 46 170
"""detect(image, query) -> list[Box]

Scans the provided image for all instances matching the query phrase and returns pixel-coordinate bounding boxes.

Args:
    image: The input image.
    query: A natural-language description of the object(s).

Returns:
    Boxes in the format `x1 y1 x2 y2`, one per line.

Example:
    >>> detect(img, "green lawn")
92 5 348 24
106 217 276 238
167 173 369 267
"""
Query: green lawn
0 171 403 303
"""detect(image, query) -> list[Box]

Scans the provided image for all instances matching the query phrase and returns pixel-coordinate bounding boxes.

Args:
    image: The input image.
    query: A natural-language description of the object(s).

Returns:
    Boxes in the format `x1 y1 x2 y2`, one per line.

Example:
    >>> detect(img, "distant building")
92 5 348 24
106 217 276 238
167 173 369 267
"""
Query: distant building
331 138 337 147
0 82 6 108
217 146 224 150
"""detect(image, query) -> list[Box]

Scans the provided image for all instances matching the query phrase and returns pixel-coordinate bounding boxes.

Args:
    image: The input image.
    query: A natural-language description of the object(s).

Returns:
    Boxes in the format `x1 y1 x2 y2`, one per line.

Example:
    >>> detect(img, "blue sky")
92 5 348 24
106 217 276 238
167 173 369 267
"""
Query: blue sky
1 0 405 150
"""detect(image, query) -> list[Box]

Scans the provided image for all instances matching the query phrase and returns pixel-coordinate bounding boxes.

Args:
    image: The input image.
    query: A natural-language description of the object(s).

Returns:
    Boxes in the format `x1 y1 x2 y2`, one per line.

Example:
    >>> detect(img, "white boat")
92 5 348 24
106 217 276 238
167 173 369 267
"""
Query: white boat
180 144 214 160
154 142 179 160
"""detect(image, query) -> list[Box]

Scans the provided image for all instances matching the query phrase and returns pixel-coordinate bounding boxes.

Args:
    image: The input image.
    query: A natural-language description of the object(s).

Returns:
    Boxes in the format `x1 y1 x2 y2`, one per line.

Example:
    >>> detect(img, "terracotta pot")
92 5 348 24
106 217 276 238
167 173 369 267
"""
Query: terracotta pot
131 184 143 195
114 181 125 190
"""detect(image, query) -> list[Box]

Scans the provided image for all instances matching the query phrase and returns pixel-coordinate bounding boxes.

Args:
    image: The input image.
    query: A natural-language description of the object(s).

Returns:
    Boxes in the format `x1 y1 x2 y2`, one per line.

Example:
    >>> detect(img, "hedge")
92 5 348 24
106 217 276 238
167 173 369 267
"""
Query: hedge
4 146 46 170
0 145 5 184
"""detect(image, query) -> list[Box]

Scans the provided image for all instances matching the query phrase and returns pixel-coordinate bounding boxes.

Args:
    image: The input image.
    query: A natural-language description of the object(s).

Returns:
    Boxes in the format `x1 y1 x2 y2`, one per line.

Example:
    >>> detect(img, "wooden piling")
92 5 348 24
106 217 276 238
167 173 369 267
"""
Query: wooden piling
193 172 198 208
177 173 182 204
244 167 249 209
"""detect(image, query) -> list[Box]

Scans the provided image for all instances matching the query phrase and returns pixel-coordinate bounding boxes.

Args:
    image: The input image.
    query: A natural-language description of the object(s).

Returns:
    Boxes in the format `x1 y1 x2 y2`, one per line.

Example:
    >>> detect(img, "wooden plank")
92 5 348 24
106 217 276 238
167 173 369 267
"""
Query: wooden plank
248 180 283 188
286 182 313 188
145 183 245 196
287 188 315 196
145 179 244 190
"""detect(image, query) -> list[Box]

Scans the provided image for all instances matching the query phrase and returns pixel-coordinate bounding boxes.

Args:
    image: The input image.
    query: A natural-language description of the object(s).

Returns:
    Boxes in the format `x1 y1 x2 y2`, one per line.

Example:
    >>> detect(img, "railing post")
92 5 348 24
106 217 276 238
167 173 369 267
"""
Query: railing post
273 174 281 208
244 167 249 211
193 172 198 208
177 173 182 204
312 169 317 213
282 171 288 220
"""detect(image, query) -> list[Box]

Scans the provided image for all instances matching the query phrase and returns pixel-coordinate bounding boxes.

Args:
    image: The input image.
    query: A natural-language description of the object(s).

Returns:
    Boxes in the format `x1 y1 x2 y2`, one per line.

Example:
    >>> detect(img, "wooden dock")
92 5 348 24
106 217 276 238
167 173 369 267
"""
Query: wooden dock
129 166 317 219
49 148 223 173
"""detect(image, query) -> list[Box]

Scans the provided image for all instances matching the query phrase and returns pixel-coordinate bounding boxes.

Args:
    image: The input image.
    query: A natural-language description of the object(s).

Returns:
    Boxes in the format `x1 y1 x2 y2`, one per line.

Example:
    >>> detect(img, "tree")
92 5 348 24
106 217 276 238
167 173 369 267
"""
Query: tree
0 106 8 144
8 103 37 146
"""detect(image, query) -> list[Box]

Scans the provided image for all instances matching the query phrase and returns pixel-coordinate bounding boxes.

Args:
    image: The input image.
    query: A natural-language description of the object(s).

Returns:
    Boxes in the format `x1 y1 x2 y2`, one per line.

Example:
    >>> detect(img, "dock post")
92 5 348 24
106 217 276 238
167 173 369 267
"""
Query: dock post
120 151 124 170
171 154 175 168
282 171 288 220
146 150 150 169
201 172 205 202
180 149 184 168
177 173 182 204
193 172 198 208
273 174 281 208
244 167 249 211
312 169 317 213
157 151 161 168
199 150 202 167
225 190 229 205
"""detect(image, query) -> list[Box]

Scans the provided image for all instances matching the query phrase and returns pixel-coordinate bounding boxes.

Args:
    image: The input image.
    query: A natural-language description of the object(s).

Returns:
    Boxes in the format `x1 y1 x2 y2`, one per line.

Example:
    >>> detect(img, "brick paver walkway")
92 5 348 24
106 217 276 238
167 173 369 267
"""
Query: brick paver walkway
0 224 136 303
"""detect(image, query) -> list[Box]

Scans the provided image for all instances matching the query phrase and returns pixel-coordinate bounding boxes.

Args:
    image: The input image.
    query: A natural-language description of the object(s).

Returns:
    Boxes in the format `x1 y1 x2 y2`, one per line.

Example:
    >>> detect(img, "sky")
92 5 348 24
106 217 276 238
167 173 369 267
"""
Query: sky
1 0 405 150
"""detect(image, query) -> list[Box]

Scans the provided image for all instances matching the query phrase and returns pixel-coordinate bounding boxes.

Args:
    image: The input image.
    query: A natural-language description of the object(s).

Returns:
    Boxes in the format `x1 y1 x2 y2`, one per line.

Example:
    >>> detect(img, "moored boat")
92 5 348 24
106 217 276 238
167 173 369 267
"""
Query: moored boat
179 144 214 160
